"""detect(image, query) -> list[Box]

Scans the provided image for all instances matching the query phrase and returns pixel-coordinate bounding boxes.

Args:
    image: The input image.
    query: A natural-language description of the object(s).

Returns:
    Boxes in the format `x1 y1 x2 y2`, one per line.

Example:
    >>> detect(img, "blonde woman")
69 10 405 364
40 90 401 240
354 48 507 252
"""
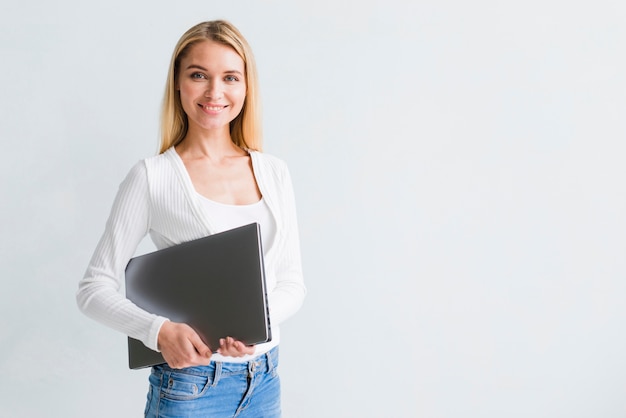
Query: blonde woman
77 20 306 417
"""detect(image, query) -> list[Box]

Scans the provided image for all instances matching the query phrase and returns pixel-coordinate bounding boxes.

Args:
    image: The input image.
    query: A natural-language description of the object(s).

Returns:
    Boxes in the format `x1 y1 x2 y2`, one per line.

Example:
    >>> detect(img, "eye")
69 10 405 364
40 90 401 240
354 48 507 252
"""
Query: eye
224 75 239 82
190 72 206 80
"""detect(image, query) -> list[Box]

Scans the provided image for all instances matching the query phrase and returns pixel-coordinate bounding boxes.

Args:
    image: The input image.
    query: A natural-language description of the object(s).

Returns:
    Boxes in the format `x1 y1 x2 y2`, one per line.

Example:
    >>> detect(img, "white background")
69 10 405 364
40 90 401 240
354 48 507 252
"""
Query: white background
1 1 625 417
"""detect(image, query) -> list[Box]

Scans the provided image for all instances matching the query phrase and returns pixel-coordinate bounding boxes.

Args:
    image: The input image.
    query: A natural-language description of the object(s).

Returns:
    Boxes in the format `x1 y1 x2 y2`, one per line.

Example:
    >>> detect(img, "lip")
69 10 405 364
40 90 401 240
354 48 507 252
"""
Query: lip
198 103 228 114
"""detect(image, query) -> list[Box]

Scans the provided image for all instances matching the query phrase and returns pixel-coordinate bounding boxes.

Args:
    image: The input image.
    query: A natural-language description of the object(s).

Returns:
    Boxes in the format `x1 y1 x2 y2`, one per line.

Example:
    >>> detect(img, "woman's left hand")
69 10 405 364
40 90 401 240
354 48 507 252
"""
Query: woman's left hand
217 336 255 357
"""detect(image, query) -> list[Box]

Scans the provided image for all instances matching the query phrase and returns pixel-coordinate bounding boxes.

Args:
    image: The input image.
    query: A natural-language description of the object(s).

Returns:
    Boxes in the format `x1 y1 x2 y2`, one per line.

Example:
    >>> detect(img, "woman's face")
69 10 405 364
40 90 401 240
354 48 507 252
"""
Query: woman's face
177 40 246 136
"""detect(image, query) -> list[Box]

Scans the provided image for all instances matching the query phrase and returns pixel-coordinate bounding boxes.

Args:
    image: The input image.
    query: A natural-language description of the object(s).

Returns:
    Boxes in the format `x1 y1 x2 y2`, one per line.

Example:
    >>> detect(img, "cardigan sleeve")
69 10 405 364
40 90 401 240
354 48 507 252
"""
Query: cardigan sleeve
76 161 168 351
266 162 307 325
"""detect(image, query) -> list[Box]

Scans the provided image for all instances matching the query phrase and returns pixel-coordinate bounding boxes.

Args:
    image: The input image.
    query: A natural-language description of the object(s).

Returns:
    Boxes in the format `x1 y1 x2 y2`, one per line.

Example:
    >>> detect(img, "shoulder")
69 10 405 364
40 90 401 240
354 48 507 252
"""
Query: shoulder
249 150 290 176
121 149 175 189
143 148 174 169
137 148 179 180
122 159 148 184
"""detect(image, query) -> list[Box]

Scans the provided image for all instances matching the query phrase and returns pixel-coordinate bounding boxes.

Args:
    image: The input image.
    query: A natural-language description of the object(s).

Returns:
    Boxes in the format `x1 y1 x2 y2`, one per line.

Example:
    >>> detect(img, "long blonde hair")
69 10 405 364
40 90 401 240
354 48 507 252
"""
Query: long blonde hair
159 20 262 153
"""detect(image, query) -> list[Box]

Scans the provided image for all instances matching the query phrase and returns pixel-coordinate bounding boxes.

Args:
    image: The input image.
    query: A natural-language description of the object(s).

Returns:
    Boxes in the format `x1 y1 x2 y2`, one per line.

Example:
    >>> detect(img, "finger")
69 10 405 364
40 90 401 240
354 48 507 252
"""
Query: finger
227 337 242 353
217 337 234 355
228 338 255 356
217 337 236 355
218 337 229 348
240 344 255 355
188 331 212 360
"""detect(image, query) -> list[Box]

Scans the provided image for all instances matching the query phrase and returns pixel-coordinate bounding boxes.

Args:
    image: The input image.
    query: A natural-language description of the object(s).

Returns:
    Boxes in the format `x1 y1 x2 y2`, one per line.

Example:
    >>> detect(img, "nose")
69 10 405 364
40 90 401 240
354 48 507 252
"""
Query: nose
204 79 223 99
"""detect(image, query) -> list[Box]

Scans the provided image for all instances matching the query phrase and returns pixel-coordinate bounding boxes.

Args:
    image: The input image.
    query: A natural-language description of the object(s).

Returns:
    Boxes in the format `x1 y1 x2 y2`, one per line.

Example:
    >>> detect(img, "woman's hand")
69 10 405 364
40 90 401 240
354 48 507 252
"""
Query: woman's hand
157 320 212 369
217 336 255 357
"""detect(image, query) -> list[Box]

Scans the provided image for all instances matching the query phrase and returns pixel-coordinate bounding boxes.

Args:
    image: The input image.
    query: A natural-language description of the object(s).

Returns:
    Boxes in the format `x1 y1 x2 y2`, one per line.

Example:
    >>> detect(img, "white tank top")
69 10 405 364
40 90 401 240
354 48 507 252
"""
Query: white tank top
196 194 279 362
196 194 276 253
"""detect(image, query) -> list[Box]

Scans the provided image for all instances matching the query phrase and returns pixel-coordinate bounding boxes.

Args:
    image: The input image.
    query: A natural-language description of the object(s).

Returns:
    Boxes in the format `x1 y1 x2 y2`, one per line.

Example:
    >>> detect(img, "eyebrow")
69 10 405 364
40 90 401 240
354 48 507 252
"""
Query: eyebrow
185 64 243 75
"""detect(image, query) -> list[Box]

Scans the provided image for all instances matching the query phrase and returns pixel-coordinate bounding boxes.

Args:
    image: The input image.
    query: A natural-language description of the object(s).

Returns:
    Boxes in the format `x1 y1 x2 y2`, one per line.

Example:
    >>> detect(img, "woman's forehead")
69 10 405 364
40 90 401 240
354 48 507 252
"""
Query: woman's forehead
180 40 245 72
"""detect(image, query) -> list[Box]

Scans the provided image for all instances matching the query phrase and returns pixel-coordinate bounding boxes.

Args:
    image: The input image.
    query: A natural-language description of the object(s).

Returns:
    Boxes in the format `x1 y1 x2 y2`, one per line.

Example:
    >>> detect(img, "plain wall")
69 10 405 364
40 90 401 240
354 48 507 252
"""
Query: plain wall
1 1 625 417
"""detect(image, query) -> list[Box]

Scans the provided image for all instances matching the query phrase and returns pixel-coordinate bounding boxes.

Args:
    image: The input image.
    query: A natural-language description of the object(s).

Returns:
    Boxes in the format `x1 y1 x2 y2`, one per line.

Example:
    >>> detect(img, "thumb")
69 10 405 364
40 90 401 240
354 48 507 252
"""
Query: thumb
189 332 212 358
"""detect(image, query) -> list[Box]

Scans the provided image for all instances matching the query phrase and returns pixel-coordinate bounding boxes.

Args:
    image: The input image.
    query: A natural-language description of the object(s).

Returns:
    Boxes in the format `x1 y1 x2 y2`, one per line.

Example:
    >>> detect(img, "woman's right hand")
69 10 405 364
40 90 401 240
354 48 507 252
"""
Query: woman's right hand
157 320 213 369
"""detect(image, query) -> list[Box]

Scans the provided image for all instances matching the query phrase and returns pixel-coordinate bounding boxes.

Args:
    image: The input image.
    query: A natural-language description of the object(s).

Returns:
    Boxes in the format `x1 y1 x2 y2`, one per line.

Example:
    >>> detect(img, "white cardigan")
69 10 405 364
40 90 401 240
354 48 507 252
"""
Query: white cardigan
77 147 306 354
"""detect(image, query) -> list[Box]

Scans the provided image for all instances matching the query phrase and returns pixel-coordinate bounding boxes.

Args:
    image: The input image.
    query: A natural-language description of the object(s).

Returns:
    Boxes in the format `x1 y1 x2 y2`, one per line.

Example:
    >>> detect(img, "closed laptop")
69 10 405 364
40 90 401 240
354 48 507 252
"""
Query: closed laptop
125 223 271 369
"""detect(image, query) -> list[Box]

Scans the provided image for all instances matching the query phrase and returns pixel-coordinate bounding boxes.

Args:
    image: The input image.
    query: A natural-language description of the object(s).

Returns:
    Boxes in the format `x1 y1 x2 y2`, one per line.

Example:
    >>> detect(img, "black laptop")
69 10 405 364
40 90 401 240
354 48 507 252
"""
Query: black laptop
125 223 272 369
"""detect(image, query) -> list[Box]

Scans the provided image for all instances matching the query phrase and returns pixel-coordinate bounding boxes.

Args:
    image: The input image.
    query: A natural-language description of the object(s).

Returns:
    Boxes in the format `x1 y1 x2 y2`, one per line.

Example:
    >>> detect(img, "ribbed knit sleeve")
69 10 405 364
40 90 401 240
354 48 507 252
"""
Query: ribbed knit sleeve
254 154 307 325
76 161 168 351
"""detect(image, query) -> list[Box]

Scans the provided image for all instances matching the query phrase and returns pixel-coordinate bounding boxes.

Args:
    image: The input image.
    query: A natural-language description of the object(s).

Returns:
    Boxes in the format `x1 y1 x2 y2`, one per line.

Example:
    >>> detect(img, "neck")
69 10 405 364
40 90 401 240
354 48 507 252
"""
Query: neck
176 125 244 160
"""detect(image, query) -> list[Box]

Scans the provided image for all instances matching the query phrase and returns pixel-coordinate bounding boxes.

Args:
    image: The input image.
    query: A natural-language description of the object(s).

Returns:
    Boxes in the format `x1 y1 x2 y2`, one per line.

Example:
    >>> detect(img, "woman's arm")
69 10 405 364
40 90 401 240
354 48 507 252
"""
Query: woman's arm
76 161 168 351
76 161 252 365
268 163 307 324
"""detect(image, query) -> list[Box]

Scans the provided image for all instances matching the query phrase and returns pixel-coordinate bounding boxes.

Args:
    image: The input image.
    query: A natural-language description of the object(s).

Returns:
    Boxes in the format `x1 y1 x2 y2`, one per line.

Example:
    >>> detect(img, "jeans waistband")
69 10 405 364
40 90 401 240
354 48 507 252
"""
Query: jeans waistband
153 346 279 377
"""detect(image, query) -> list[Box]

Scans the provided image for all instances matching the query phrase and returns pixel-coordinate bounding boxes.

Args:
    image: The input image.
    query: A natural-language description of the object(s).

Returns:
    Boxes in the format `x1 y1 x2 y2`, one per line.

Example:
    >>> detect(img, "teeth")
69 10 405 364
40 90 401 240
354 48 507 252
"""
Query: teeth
204 105 224 111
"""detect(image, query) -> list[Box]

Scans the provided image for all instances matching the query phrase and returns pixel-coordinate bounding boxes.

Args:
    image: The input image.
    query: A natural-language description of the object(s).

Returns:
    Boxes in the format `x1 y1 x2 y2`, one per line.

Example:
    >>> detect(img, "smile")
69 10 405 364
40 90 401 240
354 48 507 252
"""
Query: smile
200 104 227 111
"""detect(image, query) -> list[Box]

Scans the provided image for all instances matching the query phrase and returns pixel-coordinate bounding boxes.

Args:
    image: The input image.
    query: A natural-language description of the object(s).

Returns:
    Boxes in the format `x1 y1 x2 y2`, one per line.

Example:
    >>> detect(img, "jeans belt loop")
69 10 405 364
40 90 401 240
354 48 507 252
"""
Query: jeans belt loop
211 361 222 387
265 350 274 373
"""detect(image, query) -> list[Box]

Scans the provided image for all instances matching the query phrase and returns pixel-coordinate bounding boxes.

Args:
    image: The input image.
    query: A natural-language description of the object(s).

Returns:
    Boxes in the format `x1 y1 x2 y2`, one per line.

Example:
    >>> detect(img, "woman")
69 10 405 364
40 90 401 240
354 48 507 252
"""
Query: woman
77 20 306 417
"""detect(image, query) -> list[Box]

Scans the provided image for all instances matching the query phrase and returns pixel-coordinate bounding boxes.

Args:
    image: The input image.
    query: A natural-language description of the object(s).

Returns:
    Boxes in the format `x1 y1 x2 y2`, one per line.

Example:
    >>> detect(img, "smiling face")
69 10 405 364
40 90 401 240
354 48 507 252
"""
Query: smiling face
176 40 247 138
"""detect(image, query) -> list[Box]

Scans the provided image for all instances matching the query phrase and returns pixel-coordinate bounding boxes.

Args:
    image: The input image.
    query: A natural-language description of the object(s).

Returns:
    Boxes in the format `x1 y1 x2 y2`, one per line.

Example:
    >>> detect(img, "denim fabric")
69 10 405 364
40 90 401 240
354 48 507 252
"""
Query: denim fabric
144 347 280 418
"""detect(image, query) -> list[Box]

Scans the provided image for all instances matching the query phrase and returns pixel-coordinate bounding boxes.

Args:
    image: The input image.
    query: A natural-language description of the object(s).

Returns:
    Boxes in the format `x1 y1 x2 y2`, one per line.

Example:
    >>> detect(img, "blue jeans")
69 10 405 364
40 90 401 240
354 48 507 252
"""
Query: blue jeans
144 347 280 417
